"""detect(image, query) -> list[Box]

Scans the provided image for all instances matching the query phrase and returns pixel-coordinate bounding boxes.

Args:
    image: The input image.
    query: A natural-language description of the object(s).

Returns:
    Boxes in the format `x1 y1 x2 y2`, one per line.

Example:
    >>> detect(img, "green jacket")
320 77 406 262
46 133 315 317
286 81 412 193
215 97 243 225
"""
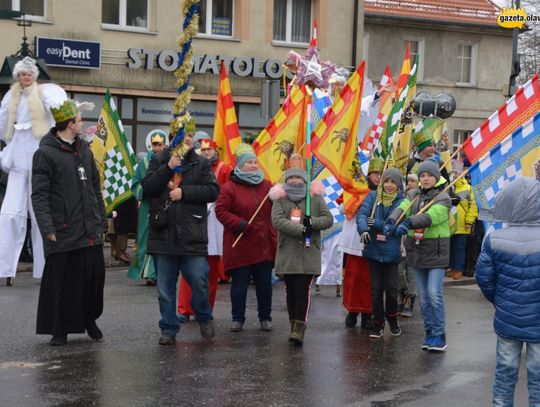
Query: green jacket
389 178 451 269
271 187 333 276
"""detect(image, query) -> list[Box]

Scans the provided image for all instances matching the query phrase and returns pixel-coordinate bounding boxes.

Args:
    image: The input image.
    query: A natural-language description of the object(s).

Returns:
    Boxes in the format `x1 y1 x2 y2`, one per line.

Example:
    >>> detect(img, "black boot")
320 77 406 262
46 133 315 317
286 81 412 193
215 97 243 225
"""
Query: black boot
345 312 358 328
361 313 374 329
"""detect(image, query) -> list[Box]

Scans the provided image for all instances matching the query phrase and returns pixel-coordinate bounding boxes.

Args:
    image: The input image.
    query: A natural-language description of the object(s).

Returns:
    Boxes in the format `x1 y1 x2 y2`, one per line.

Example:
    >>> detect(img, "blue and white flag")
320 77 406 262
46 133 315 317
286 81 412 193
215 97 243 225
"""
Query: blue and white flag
469 111 540 231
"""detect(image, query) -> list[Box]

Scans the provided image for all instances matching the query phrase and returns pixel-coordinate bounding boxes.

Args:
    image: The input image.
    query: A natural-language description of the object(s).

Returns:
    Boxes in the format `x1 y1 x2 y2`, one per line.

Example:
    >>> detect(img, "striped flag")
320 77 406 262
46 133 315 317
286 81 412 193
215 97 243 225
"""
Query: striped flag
91 90 137 215
253 85 308 183
360 65 395 155
396 44 411 99
213 61 242 166
463 73 540 164
375 55 418 160
469 111 540 227
312 62 369 219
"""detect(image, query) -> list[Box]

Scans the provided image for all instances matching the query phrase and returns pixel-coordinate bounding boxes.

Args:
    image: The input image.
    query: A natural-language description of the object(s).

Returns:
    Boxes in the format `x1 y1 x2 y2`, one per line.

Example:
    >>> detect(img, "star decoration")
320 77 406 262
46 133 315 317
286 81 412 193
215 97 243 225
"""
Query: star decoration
296 46 335 89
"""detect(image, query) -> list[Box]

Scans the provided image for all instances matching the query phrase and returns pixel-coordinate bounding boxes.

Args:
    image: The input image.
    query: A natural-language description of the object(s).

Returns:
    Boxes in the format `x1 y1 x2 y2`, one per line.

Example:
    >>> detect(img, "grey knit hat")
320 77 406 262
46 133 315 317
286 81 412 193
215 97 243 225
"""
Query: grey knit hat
382 168 404 190
284 167 308 183
418 157 441 181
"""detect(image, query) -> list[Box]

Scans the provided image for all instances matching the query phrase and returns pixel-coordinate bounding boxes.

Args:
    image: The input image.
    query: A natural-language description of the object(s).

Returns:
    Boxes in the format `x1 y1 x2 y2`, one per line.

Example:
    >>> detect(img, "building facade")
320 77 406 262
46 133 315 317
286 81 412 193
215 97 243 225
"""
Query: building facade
0 0 513 154
0 0 363 153
364 0 513 153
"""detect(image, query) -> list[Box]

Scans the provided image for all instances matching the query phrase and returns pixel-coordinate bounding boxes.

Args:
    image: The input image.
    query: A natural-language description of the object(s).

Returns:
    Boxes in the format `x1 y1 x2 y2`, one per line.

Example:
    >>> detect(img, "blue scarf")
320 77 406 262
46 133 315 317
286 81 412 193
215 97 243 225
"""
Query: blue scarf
233 167 265 185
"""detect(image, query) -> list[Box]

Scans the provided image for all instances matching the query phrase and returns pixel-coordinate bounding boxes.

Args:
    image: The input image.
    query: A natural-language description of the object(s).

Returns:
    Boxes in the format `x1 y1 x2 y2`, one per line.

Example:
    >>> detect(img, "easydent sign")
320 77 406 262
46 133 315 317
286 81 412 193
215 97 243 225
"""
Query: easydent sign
36 37 101 69
127 48 290 79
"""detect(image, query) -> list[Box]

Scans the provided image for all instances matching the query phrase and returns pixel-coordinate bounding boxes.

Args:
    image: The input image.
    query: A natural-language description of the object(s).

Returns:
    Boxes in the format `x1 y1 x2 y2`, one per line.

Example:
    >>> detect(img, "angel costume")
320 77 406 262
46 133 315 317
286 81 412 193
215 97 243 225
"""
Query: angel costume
0 67 67 279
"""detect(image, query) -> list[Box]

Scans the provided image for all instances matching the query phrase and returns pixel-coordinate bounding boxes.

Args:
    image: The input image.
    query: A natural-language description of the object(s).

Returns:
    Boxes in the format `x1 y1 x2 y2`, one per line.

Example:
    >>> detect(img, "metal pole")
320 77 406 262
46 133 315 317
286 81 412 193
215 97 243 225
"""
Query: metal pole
509 0 521 96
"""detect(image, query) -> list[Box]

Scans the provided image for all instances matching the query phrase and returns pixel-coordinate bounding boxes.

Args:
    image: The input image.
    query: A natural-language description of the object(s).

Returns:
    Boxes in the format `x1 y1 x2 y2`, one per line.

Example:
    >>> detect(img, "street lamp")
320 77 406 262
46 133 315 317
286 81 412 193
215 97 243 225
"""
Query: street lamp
0 11 51 86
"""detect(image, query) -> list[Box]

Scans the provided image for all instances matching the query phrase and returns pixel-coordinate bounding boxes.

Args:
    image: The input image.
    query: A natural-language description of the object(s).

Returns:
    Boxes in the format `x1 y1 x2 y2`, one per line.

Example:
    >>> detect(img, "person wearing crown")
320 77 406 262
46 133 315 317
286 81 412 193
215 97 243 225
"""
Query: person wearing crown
0 57 67 286
32 100 107 346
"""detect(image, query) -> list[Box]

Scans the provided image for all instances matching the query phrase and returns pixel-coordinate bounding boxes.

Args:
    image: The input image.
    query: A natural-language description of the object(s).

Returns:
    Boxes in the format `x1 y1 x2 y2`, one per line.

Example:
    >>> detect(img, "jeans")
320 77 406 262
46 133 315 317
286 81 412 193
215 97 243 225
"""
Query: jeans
493 336 540 407
367 260 399 324
413 267 446 336
283 274 315 322
450 234 468 272
230 261 273 323
154 254 212 336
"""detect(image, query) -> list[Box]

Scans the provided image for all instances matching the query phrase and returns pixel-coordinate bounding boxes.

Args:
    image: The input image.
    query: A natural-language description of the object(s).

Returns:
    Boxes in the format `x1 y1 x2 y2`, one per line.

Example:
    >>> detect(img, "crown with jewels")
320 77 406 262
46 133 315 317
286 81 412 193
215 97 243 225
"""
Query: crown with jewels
50 100 80 123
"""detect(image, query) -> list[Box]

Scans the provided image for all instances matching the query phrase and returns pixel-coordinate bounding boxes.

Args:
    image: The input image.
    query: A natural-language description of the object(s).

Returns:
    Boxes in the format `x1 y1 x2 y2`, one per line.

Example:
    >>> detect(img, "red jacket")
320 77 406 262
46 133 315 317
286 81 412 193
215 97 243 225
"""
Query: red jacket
215 174 277 272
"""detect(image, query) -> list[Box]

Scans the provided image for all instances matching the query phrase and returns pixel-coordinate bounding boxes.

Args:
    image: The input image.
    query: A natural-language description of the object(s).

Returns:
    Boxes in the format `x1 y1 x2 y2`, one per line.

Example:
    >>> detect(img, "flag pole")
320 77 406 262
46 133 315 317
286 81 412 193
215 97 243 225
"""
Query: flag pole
304 102 313 248
369 154 392 219
395 169 469 225
231 143 307 248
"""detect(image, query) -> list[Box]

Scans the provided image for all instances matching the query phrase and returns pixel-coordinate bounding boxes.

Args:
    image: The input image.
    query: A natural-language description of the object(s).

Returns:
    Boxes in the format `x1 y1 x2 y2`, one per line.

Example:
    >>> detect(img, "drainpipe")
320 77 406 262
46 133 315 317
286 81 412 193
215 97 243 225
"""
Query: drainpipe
352 0 359 68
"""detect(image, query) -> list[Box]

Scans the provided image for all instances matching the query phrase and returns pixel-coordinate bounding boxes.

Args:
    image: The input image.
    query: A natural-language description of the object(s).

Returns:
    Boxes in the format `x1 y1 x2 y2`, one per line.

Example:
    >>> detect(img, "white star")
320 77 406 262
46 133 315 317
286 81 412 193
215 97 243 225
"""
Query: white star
300 55 324 82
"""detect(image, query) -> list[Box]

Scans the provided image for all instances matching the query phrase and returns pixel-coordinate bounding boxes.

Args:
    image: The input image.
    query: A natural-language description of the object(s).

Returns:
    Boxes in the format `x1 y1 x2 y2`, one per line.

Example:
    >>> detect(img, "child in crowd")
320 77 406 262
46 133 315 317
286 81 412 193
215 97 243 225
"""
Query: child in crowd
398 173 419 317
270 165 333 345
385 158 451 352
356 168 405 338
476 177 540 407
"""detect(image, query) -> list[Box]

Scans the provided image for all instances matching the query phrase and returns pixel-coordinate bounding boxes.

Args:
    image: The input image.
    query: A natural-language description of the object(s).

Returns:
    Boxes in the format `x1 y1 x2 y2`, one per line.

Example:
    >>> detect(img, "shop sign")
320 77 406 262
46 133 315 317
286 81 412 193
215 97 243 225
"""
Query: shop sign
36 37 101 69
127 48 289 79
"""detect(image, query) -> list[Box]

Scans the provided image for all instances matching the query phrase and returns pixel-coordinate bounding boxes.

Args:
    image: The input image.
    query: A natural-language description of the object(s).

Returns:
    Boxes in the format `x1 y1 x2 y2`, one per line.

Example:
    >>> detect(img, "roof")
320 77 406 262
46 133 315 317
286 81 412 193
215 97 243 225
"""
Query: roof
364 0 501 27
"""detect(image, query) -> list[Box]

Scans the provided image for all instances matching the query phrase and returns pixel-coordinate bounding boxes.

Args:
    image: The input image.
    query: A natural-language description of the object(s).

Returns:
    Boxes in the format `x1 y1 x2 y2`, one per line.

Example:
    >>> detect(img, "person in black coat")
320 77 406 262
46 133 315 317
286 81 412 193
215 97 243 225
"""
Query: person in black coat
32 100 107 346
142 131 219 345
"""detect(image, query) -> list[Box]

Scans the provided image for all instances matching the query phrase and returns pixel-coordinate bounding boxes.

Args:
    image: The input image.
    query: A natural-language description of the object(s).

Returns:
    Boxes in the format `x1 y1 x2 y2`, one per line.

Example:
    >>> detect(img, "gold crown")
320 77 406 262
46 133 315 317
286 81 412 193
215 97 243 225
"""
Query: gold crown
50 100 80 123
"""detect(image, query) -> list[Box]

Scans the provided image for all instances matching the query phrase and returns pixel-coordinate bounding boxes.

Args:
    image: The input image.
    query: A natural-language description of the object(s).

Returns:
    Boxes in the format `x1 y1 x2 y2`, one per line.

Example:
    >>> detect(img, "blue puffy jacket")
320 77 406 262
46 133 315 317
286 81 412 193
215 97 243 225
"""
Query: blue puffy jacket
356 190 404 264
476 177 540 343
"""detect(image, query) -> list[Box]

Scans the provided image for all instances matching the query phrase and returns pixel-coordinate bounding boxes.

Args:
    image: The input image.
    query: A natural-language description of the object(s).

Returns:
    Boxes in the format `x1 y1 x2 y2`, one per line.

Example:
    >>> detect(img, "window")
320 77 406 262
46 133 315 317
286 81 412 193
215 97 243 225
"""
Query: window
457 44 477 85
453 130 472 157
198 0 233 37
273 0 312 44
0 0 45 18
102 0 149 30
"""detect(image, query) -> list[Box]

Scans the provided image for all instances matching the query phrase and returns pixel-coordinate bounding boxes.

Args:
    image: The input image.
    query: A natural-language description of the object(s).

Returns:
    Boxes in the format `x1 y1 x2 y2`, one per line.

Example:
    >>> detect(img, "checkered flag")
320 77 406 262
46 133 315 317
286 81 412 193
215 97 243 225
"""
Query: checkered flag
95 90 136 214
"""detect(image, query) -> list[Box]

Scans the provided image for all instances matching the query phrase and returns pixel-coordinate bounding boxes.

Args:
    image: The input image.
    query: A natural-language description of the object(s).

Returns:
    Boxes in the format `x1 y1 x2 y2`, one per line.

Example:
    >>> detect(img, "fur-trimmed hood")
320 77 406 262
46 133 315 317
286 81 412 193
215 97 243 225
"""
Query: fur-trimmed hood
269 180 325 201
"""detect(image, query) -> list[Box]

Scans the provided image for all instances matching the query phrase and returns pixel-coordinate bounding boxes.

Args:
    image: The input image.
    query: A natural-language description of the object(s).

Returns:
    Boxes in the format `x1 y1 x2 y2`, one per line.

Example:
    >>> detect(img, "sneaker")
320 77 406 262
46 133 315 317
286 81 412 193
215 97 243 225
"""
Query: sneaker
428 334 447 352
360 313 374 330
260 320 273 331
230 321 243 332
387 318 401 336
158 333 176 346
199 320 216 340
85 320 103 341
422 336 432 350
369 324 384 338
49 335 67 346
345 312 358 328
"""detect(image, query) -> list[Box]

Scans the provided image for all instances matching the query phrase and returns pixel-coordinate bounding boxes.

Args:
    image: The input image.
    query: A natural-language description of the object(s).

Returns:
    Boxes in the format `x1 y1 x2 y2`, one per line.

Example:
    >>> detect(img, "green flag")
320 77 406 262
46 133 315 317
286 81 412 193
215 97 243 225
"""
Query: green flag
92 90 136 215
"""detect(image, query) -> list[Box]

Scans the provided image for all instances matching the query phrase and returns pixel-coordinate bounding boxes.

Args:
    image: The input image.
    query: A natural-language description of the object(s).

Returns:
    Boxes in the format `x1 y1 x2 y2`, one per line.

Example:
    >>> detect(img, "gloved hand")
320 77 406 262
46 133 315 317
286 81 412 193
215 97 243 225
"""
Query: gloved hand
394 219 412 237
360 231 371 244
451 195 461 206
303 215 313 237
383 219 396 236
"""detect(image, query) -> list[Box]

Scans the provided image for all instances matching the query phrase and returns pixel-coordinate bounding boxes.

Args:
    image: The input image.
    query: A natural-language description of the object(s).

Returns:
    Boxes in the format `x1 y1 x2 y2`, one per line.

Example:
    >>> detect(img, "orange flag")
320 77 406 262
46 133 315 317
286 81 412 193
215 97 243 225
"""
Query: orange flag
395 44 411 99
253 85 309 183
213 61 242 166
312 62 369 220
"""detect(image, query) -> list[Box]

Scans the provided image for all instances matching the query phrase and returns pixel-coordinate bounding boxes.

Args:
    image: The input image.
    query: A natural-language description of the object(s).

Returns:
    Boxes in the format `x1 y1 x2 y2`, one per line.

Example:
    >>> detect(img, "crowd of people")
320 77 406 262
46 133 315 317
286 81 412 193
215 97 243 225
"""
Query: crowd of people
0 57 539 406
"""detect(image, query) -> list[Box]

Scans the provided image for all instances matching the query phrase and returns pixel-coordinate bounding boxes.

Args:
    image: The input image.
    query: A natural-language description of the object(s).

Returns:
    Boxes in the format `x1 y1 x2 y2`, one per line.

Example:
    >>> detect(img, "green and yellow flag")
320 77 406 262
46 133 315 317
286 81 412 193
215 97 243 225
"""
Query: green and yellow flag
91 90 137 215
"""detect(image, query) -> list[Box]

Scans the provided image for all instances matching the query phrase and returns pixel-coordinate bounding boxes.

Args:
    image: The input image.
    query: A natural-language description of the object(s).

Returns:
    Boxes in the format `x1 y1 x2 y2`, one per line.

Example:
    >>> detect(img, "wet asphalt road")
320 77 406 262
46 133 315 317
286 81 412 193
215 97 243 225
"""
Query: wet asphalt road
0 269 531 407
